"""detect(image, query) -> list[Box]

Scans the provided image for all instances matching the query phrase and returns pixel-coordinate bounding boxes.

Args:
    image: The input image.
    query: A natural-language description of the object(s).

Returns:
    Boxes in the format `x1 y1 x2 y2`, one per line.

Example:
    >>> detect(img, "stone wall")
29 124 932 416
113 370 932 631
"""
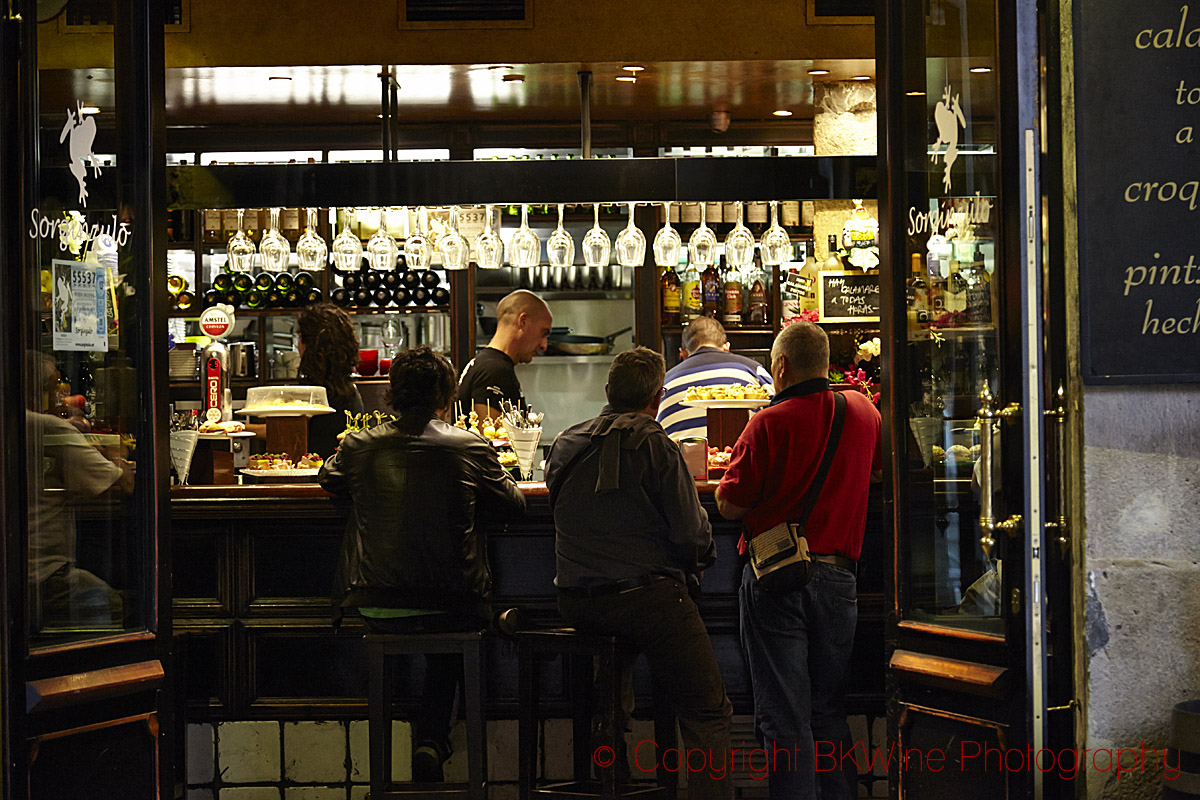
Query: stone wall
1082 385 1200 799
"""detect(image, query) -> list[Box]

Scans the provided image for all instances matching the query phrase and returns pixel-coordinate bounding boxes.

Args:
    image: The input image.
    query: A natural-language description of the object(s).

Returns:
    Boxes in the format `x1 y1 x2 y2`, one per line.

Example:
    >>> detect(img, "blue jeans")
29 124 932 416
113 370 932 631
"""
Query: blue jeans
739 561 858 800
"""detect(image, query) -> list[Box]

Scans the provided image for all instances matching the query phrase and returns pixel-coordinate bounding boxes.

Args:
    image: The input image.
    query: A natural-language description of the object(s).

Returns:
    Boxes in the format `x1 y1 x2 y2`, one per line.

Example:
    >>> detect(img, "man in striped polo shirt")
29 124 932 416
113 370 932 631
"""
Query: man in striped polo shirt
657 317 774 441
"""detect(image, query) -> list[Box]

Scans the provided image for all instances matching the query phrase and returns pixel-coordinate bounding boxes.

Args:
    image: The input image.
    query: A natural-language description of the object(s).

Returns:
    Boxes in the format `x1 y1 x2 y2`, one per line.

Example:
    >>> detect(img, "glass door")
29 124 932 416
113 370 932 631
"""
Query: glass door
880 0 1051 796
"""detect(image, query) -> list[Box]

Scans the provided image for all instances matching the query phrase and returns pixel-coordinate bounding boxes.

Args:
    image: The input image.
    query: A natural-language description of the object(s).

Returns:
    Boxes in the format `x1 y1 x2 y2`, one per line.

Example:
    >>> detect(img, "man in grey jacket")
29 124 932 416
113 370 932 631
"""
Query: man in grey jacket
545 347 732 800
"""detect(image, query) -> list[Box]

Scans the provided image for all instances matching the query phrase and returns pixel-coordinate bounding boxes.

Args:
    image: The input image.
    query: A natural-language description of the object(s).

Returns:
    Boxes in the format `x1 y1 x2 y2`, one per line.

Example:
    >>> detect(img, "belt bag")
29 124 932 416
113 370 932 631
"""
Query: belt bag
748 391 846 594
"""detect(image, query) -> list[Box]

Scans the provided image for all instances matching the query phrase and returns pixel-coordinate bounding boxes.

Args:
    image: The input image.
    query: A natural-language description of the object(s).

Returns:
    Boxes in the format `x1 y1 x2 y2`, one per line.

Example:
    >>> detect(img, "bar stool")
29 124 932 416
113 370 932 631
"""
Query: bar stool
516 628 677 800
366 631 487 800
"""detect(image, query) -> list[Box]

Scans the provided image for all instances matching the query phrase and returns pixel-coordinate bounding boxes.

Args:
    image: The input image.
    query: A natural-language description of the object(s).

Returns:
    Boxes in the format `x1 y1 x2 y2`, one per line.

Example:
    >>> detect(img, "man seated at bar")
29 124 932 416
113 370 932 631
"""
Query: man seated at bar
716 322 881 800
319 345 525 782
546 347 732 800
457 289 552 419
657 316 774 441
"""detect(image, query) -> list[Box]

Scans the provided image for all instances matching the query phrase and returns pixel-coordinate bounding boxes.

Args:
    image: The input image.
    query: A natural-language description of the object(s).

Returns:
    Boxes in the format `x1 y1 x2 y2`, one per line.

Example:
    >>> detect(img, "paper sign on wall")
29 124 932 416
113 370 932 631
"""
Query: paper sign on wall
52 258 108 352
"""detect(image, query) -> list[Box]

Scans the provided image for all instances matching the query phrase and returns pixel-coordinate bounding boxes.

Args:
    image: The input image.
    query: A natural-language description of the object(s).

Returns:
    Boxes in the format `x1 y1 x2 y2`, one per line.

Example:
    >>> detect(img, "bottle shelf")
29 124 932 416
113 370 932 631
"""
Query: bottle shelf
168 305 450 320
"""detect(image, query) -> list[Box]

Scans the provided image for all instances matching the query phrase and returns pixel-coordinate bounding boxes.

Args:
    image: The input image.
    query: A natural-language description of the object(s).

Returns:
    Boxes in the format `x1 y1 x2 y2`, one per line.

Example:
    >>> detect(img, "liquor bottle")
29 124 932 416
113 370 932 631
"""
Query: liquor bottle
294 271 315 292
660 265 681 327
244 290 266 310
372 287 392 306
747 263 769 326
825 234 844 271
412 286 431 306
342 273 361 292
353 288 372 307
232 273 254 293
680 262 703 322
798 248 821 313
212 272 233 293
421 269 440 289
273 272 294 293
701 260 722 318
431 286 450 306
364 271 383 290
202 289 222 308
254 272 274 291
331 287 350 307
204 210 223 243
402 270 420 290
392 286 411 306
722 264 744 328
906 252 930 331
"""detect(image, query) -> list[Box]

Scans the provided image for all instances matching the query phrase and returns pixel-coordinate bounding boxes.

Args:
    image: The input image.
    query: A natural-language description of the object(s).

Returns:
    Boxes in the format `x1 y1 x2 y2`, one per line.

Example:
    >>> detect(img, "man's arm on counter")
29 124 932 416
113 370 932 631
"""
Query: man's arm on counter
472 443 526 519
715 487 751 520
316 447 349 496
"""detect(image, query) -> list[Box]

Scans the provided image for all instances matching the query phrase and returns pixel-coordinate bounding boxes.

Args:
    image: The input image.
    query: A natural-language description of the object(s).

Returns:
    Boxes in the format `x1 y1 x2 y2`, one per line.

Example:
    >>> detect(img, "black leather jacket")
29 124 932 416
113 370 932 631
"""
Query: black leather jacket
318 416 525 622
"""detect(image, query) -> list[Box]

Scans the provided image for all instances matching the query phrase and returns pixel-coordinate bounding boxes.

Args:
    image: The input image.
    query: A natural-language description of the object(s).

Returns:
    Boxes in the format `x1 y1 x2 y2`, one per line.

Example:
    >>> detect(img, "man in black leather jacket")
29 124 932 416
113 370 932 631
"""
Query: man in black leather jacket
319 345 524 781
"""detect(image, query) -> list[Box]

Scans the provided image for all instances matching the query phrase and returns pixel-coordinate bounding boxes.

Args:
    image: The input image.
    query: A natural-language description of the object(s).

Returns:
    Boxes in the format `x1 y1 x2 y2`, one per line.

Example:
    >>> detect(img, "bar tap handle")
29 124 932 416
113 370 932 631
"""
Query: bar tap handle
977 385 998 561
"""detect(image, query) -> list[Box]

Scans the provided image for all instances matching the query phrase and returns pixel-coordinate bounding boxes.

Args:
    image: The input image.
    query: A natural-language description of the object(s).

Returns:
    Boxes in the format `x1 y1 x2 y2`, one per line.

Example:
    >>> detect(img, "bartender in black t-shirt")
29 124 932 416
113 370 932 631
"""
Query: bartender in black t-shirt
458 290 553 419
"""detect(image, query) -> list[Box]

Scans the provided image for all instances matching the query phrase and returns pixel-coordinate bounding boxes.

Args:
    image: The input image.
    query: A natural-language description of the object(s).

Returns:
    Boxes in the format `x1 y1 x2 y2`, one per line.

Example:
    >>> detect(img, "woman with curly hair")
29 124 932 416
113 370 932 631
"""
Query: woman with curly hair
296 303 365 456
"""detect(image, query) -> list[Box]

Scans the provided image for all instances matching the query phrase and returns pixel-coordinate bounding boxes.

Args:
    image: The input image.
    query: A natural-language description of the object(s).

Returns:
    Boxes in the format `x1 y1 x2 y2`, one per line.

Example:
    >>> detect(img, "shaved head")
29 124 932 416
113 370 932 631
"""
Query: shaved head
497 290 551 326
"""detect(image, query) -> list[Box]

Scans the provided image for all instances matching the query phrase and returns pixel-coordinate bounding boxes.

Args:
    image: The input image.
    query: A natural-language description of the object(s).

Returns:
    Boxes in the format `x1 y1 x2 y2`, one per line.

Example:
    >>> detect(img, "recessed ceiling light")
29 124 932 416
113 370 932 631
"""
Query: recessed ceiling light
905 91 926 96
808 69 831 76
80 105 101 114
616 76 637 83
772 109 793 117
268 75 292 81
622 65 644 72
970 67 992 73
489 64 515 71
851 75 872 81
502 73 525 83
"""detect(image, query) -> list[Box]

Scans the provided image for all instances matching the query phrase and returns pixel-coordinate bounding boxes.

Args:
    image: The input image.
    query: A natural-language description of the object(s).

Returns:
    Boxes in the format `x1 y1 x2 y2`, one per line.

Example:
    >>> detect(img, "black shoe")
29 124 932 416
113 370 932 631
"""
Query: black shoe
412 744 444 782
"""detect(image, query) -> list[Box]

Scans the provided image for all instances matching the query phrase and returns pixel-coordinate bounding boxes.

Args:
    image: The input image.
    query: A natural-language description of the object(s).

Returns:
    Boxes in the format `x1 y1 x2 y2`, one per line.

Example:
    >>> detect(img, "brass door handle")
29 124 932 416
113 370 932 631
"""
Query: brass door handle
977 386 999 559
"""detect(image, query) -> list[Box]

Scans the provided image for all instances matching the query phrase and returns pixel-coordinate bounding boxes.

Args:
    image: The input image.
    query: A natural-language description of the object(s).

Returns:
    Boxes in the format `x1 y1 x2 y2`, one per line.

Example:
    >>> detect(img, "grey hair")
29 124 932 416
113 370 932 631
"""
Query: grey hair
771 322 829 380
607 347 666 413
682 316 727 352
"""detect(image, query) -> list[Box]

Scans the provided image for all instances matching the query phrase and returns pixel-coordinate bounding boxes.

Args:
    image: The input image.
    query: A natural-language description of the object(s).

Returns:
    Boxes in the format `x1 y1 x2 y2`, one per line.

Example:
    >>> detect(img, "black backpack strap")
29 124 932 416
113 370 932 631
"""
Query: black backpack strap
794 391 847 528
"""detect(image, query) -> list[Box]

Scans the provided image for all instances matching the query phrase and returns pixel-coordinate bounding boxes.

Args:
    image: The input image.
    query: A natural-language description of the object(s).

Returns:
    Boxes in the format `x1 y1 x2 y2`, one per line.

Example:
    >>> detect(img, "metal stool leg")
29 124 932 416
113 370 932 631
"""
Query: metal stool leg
368 643 391 797
462 636 487 800
598 645 621 799
518 638 537 800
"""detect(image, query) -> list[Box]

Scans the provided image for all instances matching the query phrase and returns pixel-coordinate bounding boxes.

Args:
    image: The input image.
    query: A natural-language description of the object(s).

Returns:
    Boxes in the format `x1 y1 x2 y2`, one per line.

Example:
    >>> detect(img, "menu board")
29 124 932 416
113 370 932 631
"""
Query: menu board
818 270 880 322
1075 2 1200 383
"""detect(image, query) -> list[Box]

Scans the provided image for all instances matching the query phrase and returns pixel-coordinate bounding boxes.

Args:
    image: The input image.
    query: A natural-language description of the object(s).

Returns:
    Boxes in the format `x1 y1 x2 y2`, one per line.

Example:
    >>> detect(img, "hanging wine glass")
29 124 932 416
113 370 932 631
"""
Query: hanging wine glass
582 203 611 268
760 200 792 266
546 204 575 268
366 208 398 271
614 203 647 268
687 202 717 267
331 208 364 273
439 206 470 271
296 208 328 272
474 205 503 269
405 207 432 270
724 201 756 268
508 205 541 268
258 207 290 272
652 201 682 268
226 208 256 273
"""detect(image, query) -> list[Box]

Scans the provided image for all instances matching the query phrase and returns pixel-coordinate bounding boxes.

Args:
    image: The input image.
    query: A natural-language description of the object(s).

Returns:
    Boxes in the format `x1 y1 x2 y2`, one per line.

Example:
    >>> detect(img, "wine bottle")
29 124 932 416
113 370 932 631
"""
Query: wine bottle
245 290 266 310
364 271 383 290
213 273 233 292
372 287 392 306
294 271 315 292
202 289 221 308
331 287 350 307
420 269 440 289
412 286 431 306
305 288 323 305
701 260 722 318
661 266 681 327
232 273 253 293
342 273 361 292
254 272 274 291
283 289 301 307
431 286 450 306
396 253 408 271
265 290 283 307
391 286 411 306
176 290 196 312
273 272 294 293
402 270 420 290
382 271 401 289
722 264 744 328
353 288 372 307
222 291 240 307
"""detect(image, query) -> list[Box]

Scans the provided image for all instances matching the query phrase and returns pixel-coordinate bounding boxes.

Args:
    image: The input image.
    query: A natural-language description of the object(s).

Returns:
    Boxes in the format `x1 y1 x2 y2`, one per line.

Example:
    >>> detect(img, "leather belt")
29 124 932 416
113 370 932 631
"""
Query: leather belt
811 553 857 573
558 574 654 598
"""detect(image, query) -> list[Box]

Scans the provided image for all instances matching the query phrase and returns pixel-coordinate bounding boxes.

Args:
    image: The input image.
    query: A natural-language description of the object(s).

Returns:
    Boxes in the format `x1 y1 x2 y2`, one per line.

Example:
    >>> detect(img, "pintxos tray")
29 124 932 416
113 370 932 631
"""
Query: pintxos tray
240 468 320 478
197 431 257 440
235 405 335 417
681 398 771 409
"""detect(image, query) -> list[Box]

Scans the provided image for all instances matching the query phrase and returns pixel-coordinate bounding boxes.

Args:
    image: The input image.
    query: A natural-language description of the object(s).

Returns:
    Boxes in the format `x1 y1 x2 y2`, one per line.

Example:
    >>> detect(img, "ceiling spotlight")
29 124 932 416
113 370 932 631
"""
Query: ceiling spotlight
502 73 526 83
622 65 644 72
970 67 992 73
616 76 637 83
851 75 872 81
489 64 515 71
808 69 830 76
905 91 926 97
80 105 101 115
772 109 793 117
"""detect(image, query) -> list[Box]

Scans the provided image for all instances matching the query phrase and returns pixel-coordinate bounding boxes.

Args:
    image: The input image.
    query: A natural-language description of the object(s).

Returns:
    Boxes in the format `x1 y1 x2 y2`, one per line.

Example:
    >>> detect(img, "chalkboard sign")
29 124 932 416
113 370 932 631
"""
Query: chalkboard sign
1075 2 1200 383
818 270 880 322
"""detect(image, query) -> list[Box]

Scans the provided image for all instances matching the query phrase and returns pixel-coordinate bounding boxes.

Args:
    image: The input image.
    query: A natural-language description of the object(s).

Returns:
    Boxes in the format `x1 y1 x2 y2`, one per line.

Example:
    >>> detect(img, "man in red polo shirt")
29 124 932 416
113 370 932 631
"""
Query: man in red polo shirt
716 321 881 800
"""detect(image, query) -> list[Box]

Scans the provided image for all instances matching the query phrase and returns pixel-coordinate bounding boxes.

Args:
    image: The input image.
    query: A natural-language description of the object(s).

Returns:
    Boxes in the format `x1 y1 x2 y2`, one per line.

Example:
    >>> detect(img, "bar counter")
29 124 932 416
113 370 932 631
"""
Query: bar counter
171 481 884 721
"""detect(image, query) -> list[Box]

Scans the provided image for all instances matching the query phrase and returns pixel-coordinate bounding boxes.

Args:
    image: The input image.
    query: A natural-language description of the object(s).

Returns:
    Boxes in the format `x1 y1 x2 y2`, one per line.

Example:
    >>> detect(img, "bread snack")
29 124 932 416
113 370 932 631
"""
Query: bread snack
199 419 245 434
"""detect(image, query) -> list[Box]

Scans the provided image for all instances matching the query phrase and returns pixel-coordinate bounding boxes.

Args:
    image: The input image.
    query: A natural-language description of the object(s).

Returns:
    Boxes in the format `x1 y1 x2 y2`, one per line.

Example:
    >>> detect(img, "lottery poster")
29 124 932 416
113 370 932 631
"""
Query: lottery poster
51 258 107 352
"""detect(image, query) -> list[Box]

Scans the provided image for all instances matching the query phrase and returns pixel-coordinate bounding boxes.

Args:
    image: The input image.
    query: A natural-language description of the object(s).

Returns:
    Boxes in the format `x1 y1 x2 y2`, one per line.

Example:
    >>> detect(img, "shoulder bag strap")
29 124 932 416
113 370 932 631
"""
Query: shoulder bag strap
793 390 847 528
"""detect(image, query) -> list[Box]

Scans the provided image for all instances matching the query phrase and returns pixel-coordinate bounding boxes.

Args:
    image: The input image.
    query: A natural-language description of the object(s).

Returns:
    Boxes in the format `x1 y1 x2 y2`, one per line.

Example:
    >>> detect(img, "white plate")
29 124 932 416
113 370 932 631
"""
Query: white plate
681 398 771 409
235 405 336 417
197 431 256 440
241 468 321 478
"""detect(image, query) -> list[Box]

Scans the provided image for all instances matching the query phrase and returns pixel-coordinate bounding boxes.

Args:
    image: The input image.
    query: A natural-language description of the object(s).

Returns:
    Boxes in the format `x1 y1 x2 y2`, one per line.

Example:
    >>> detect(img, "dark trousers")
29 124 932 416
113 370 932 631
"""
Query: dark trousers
362 612 488 759
559 577 734 800
739 561 858 800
